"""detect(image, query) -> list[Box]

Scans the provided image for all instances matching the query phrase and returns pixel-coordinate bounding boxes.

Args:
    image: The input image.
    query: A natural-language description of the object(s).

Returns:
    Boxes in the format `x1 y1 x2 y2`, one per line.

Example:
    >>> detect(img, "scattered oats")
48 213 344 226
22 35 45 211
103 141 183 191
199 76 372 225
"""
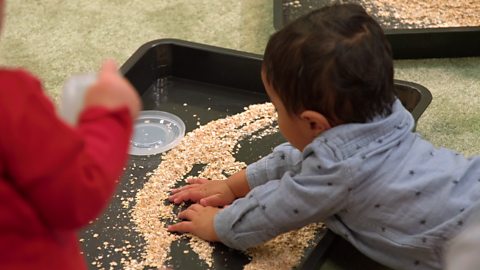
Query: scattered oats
244 223 324 270
126 102 323 269
93 233 99 238
189 235 214 268
121 200 130 208
364 0 480 28
284 0 480 29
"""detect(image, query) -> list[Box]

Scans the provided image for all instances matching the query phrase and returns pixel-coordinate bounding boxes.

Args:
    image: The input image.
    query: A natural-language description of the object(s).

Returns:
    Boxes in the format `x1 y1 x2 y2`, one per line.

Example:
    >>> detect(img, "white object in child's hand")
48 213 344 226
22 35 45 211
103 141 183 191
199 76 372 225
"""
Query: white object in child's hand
59 73 97 125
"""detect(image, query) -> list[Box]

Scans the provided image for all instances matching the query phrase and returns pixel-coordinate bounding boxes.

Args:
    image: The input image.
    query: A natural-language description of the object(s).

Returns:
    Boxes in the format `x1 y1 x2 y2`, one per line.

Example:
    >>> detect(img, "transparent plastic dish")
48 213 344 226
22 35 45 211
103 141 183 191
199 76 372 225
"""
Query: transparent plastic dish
129 110 185 156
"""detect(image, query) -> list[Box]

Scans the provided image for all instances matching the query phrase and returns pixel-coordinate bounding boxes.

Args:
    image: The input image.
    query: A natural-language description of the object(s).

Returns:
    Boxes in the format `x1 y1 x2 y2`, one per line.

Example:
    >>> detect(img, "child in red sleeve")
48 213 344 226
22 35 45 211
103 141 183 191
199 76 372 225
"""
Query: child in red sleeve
0 1 142 269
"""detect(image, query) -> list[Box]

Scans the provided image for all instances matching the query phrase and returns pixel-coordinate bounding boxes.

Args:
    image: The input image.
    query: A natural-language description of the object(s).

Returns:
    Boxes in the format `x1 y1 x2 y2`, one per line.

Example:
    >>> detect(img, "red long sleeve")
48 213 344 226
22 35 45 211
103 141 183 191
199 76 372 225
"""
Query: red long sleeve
0 69 133 269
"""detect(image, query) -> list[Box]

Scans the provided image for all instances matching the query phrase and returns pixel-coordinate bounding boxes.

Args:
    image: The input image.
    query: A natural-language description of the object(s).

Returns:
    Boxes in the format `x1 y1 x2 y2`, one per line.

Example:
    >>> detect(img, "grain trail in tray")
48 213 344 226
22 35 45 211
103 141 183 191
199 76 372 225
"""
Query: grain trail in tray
127 103 325 269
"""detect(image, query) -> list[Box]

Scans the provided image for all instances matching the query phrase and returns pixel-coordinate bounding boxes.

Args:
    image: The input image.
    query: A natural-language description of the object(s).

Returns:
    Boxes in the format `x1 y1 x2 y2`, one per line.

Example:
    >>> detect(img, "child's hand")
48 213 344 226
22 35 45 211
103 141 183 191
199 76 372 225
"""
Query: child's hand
83 59 141 119
169 178 236 207
167 204 220 242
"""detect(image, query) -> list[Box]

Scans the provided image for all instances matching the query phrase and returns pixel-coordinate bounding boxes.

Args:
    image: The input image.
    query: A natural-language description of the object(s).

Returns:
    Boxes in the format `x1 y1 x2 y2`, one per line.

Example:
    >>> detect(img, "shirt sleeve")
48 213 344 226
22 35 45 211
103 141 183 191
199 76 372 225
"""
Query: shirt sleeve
0 70 133 229
246 142 303 189
215 150 349 250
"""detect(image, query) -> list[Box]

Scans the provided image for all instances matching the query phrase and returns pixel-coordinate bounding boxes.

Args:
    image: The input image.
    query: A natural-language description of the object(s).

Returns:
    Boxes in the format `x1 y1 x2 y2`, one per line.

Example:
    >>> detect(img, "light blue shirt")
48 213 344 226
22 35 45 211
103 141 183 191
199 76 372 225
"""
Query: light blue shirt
214 99 480 270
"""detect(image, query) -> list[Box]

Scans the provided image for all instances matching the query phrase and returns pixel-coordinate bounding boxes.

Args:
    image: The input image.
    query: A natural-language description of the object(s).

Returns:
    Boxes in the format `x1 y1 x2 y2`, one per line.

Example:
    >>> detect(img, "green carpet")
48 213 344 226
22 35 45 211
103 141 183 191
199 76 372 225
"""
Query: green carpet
1 1 479 156
2 1 478 157
0 1 274 102
395 58 480 155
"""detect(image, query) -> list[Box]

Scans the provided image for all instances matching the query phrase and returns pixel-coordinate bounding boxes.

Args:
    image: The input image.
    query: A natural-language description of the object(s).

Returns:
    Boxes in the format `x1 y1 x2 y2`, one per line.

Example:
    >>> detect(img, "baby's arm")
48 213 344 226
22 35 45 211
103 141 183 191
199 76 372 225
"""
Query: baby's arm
169 151 348 250
215 158 348 250
246 142 303 189
169 143 303 206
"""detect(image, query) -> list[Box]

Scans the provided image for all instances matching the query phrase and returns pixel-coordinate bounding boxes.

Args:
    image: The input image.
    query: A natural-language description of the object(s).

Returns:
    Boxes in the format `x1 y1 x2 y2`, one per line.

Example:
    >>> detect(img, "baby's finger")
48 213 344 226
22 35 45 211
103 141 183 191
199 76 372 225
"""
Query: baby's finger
200 195 225 207
171 189 206 204
170 193 188 204
187 204 203 212
170 184 199 194
187 178 210 184
168 189 194 203
167 222 194 233
178 208 197 220
168 194 181 204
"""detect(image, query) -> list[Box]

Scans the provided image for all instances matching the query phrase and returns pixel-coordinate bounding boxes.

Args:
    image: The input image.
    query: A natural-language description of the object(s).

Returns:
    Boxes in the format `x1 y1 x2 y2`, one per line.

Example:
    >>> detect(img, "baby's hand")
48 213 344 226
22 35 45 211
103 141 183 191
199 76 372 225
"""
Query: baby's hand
167 204 219 242
83 59 141 119
169 178 236 207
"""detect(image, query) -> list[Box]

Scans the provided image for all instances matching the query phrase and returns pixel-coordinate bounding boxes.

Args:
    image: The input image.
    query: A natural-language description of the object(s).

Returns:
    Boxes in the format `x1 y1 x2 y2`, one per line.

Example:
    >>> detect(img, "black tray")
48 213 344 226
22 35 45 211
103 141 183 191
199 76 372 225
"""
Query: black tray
273 0 480 59
79 39 432 270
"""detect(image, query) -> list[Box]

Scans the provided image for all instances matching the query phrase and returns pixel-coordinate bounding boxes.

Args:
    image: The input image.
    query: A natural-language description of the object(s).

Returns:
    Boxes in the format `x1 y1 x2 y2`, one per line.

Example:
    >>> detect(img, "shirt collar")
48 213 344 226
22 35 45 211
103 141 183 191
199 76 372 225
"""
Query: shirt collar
307 99 415 159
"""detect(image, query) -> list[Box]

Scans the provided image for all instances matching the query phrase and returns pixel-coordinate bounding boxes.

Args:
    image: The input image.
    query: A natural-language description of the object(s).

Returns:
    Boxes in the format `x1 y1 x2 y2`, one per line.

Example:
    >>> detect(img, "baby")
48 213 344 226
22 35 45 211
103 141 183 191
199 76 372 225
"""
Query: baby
168 4 479 270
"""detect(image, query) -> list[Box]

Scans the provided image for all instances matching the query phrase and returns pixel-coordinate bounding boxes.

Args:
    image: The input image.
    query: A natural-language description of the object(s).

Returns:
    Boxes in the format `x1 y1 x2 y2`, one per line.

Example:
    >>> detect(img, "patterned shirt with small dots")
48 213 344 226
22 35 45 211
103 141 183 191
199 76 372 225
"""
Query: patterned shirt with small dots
214 99 480 270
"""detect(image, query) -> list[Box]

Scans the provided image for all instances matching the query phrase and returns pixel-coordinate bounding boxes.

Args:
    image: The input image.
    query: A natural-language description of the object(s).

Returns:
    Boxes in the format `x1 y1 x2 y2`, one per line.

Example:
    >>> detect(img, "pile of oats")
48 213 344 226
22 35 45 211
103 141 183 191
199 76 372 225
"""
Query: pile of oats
283 0 480 29
244 223 325 270
363 0 480 28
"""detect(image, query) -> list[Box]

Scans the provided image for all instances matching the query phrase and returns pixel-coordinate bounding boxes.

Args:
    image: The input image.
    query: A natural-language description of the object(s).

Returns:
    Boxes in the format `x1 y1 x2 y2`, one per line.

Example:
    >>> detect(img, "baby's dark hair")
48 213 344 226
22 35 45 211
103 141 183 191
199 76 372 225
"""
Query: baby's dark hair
263 4 396 125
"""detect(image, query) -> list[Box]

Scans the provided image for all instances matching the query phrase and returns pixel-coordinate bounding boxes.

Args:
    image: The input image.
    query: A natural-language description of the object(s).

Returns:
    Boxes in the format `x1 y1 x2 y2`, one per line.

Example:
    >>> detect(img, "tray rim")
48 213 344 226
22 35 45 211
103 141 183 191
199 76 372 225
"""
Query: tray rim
121 38 432 122
120 38 264 76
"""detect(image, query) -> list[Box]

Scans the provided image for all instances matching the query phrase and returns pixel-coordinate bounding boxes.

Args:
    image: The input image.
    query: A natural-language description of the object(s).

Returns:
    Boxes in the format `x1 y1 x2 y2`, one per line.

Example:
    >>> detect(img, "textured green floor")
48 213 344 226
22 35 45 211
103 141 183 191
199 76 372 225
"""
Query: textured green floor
0 1 479 268
1 1 479 155
1 1 479 157
0 1 273 101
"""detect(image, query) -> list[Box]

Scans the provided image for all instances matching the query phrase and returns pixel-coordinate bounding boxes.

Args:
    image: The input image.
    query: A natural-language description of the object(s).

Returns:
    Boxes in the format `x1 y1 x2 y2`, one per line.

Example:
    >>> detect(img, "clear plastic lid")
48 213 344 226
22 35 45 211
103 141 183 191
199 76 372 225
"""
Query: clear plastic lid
129 110 186 156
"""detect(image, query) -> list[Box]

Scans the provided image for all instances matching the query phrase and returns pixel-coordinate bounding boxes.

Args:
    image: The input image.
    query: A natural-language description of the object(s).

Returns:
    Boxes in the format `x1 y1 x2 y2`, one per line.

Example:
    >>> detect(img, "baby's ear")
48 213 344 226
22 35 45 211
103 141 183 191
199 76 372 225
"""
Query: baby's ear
300 110 331 136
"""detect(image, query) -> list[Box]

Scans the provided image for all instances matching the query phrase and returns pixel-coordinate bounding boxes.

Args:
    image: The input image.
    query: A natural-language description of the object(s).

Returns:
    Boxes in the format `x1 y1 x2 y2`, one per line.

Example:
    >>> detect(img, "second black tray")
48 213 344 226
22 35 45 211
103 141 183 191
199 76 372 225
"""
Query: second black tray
273 0 480 59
